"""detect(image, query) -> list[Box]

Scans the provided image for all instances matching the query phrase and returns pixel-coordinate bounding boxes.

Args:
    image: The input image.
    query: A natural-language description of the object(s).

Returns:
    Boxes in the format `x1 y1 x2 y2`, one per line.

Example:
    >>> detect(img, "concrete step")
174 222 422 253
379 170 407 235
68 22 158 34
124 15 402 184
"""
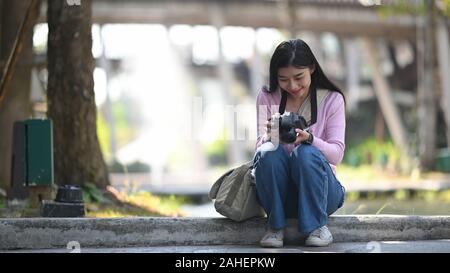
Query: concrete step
1 215 450 250
4 240 450 253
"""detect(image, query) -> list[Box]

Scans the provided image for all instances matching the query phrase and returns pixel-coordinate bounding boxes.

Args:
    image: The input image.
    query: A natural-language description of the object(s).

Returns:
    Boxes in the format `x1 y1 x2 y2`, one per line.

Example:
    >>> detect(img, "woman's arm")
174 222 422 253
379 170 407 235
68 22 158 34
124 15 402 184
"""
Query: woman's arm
312 94 346 165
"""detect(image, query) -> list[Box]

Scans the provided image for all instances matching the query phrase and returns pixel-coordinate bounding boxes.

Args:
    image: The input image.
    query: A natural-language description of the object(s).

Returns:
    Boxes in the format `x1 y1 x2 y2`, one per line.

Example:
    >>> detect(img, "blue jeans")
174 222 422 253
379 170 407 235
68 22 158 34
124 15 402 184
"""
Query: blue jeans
253 143 345 234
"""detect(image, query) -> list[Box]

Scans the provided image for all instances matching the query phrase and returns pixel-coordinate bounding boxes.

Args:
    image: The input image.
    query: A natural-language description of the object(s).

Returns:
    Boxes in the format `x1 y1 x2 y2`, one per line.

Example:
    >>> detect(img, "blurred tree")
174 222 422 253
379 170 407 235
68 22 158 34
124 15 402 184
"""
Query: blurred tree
47 0 109 188
379 0 444 170
0 0 37 190
417 0 437 170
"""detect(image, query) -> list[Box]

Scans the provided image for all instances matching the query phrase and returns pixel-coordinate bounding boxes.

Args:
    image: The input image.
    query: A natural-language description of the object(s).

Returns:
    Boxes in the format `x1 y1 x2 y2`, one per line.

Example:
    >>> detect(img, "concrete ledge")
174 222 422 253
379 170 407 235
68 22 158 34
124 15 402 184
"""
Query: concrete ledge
1 215 450 250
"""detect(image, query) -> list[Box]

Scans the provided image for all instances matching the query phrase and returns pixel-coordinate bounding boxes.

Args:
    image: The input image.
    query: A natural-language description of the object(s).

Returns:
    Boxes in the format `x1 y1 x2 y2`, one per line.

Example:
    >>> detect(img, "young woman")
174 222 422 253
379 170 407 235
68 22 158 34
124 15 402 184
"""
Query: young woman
254 39 346 248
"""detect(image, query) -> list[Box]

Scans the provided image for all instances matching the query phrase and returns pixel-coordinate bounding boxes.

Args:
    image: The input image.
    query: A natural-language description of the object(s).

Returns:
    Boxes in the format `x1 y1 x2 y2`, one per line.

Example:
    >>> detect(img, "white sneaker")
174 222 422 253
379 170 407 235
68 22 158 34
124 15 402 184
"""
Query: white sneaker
305 225 333 247
260 228 284 248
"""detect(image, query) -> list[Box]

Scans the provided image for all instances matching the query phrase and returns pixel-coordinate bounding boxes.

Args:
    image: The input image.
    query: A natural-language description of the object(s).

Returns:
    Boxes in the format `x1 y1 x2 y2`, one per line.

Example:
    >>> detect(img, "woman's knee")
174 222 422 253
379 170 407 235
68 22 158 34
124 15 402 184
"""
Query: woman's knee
256 151 280 170
255 143 285 167
292 145 322 167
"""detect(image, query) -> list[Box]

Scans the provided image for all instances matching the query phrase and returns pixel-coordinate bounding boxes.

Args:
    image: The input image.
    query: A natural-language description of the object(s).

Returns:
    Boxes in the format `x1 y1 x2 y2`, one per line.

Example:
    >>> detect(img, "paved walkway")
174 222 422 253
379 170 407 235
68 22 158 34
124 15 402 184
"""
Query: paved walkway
4 240 450 253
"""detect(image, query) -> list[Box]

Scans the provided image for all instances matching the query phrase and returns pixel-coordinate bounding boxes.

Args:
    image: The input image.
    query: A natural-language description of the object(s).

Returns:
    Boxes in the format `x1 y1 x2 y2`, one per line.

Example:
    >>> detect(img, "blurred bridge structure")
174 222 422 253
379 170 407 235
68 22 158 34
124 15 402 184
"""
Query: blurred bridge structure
39 0 427 40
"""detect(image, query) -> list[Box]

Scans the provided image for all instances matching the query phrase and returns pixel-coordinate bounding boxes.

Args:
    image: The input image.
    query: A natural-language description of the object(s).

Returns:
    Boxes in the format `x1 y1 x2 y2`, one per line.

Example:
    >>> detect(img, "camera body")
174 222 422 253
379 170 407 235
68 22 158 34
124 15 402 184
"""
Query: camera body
279 112 308 143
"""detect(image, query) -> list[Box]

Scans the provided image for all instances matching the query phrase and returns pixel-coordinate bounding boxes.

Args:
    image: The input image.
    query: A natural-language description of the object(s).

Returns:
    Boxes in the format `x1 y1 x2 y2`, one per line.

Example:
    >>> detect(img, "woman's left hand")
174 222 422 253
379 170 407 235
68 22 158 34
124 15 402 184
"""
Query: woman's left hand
294 128 310 145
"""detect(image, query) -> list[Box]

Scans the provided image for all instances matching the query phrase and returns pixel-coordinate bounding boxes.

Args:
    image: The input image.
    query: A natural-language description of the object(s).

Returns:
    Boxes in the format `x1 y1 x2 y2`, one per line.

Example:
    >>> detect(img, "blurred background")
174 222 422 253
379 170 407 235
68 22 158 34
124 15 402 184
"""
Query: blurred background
1 0 450 217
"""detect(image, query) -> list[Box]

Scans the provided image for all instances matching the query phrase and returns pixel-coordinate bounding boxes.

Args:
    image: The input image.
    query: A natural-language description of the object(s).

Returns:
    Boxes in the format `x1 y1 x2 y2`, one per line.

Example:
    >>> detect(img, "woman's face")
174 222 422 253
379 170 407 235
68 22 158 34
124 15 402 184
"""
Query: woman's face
277 65 314 100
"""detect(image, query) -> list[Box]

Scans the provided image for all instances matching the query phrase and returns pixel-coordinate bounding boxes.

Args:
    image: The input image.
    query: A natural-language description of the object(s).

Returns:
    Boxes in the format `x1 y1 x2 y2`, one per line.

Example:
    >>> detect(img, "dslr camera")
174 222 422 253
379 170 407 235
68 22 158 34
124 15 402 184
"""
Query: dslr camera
278 112 308 143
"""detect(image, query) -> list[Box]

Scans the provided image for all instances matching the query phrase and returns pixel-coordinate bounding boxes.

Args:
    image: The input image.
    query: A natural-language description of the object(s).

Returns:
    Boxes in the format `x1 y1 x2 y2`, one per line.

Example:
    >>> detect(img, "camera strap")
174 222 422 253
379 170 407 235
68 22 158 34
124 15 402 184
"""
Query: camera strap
279 91 288 114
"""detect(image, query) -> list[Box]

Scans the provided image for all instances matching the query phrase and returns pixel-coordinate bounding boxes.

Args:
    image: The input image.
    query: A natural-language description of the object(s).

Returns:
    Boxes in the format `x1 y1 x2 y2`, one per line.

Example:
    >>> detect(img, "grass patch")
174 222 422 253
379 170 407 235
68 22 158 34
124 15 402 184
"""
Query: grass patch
0 196 5 209
337 164 412 183
346 189 450 202
0 184 191 218
85 189 189 218
337 189 450 215
337 198 450 215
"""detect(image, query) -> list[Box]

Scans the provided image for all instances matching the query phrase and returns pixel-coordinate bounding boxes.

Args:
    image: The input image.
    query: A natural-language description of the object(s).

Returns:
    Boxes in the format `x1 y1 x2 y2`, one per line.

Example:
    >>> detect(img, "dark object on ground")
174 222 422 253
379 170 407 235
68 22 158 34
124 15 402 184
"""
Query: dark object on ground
41 200 85 217
55 185 83 203
41 185 85 217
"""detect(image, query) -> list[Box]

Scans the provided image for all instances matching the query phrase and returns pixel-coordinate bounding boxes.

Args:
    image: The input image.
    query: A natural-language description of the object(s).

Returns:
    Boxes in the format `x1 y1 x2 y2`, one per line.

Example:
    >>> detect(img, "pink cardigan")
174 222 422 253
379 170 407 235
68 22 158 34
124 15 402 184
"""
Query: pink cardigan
256 88 346 174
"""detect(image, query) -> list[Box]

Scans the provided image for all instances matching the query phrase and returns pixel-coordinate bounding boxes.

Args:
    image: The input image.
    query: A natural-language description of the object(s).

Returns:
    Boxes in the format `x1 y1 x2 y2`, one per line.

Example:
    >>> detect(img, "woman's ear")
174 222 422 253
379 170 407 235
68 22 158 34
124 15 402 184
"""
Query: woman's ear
310 64 316 74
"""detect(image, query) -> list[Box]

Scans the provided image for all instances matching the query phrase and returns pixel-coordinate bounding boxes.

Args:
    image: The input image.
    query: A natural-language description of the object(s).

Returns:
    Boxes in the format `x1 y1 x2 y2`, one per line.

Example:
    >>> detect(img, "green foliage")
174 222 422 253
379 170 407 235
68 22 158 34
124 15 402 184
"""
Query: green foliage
416 190 438 201
337 164 379 182
439 189 450 202
345 191 361 202
394 189 410 201
344 138 401 170
108 160 151 173
377 0 450 17
377 0 424 17
204 138 228 166
96 101 138 163
137 192 193 212
85 191 188 218
108 160 126 173
97 111 111 160
345 189 450 202
442 0 450 16
127 161 151 173
81 182 106 203
367 191 378 200
337 189 450 215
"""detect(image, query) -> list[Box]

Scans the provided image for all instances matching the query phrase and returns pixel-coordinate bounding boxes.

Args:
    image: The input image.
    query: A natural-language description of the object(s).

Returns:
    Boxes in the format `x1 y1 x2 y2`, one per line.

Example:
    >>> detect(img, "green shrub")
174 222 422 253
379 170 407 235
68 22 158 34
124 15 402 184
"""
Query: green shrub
82 182 106 203
127 161 151 173
344 138 401 170
204 139 228 166
108 160 151 173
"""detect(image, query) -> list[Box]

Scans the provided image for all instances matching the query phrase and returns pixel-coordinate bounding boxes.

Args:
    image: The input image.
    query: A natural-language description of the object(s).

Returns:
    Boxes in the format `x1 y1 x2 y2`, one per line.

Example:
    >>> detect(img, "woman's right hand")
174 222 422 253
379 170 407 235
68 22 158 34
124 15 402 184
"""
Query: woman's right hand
264 120 272 135
264 113 281 141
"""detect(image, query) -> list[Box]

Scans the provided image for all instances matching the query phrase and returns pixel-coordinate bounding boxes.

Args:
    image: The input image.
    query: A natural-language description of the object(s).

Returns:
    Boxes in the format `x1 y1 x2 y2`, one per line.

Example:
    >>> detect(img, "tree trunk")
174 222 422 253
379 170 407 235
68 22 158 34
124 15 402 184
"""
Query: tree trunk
375 105 385 143
47 0 109 188
417 0 437 170
0 0 34 190
436 16 450 147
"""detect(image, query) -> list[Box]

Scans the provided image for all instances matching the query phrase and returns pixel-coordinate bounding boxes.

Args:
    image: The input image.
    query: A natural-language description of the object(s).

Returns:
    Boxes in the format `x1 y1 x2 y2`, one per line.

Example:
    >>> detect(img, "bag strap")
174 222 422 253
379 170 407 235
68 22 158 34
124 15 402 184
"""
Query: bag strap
279 91 287 114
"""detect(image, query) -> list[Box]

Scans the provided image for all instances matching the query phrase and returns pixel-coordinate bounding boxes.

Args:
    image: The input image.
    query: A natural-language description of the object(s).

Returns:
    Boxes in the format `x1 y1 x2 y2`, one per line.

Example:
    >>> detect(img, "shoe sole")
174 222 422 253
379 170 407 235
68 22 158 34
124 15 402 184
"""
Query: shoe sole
305 238 333 247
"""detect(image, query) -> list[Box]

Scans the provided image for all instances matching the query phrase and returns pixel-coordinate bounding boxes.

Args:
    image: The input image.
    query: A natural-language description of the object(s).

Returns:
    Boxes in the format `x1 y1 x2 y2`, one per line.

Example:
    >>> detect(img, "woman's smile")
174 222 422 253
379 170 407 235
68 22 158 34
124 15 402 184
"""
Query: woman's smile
289 88 303 94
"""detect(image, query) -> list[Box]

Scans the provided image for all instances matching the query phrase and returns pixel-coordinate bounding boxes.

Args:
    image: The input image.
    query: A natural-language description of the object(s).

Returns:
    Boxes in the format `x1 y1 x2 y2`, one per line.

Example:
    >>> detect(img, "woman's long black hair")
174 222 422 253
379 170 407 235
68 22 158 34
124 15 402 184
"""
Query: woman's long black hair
268 39 345 125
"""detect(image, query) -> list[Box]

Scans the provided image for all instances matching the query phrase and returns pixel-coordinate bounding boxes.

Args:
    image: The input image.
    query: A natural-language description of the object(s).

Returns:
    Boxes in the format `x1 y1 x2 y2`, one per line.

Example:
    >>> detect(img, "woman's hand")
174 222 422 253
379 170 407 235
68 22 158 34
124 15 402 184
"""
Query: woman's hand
293 128 311 145
261 119 271 142
264 119 272 136
263 113 281 141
